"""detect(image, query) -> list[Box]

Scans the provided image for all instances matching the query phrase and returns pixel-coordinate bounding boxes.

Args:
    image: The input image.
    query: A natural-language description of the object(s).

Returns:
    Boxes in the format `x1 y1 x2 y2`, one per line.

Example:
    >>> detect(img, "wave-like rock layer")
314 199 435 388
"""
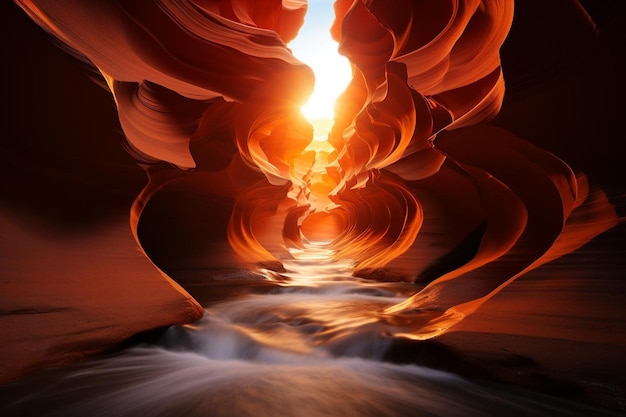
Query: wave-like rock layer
3 0 622 382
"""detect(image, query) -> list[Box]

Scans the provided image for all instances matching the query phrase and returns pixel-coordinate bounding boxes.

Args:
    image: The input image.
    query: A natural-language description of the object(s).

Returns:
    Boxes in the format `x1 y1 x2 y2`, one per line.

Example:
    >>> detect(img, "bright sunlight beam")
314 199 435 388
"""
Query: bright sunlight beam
289 1 352 141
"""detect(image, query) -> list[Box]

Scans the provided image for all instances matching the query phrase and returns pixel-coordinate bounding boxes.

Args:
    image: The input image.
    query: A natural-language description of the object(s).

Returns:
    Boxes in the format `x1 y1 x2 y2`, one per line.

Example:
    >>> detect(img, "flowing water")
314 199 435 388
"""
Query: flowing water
0 269 620 417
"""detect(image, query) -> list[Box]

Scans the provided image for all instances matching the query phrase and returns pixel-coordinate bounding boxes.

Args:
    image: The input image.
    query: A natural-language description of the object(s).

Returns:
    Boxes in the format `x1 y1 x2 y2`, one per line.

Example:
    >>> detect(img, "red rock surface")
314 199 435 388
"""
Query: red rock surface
0 213 204 383
1 0 624 392
0 1 204 383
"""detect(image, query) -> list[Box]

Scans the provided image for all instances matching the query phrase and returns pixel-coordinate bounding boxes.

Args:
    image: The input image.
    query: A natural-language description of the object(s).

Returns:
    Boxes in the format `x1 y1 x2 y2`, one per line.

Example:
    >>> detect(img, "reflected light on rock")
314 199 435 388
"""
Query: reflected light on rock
14 0 619 341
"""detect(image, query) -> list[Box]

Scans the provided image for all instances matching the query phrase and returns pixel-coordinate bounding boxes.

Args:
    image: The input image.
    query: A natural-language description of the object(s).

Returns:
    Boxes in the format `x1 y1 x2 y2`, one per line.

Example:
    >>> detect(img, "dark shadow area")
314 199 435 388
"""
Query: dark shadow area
0 2 146 234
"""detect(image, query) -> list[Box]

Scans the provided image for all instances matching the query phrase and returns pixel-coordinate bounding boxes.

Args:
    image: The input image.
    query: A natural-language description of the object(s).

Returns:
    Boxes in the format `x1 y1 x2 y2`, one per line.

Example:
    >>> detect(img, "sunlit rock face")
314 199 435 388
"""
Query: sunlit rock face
13 0 619 344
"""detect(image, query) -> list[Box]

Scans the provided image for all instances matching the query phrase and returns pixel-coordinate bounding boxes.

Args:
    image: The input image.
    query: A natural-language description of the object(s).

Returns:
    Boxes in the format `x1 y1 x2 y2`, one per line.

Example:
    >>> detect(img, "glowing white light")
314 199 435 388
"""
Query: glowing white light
289 1 352 140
